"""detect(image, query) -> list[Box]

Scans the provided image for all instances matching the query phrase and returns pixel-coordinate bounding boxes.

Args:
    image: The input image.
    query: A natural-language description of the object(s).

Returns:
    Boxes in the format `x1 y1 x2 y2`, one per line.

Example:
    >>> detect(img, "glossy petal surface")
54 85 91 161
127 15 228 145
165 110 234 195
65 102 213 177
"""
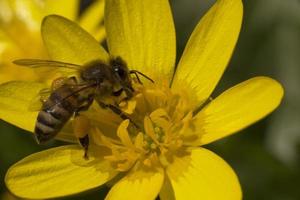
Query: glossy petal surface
172 0 243 108
106 164 164 200
105 0 176 81
166 148 241 200
0 81 44 132
192 77 284 145
42 15 108 65
6 145 117 199
79 0 105 41
45 0 79 20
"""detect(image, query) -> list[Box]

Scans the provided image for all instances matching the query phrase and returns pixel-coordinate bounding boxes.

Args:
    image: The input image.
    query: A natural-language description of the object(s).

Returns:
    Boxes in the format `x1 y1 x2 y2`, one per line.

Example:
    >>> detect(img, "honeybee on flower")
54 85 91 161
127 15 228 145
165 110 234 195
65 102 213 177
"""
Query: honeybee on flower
1 0 283 200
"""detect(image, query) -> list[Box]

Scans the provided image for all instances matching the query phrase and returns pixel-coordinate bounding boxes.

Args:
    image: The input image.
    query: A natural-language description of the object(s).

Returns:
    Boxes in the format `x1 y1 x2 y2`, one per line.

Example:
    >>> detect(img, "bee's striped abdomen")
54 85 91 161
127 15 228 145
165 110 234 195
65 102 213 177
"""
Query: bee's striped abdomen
34 85 85 144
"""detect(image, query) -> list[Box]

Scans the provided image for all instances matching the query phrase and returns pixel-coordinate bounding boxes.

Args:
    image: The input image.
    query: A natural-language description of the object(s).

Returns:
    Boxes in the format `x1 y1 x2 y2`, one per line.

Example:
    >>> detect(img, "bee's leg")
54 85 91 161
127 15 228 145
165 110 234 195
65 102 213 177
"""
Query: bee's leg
98 101 140 129
123 87 134 99
73 115 90 160
79 134 89 159
73 96 94 159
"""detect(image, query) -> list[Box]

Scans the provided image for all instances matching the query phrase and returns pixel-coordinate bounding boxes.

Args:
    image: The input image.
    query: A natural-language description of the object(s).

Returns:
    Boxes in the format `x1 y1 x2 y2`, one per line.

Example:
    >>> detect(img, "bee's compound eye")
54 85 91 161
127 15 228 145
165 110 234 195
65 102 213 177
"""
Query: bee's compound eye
115 67 126 79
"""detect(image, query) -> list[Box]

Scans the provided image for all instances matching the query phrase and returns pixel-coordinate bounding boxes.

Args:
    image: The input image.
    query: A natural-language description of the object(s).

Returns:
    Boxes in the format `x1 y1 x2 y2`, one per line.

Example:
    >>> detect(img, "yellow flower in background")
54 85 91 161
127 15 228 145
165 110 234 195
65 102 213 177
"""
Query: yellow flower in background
1 0 284 200
0 0 105 83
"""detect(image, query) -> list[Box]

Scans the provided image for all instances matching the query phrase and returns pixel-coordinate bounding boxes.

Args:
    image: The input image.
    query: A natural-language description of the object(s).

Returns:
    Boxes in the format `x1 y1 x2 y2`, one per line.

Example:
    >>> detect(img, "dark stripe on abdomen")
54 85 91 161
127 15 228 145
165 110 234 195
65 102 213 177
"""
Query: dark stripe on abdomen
35 85 85 143
35 104 73 143
35 121 58 144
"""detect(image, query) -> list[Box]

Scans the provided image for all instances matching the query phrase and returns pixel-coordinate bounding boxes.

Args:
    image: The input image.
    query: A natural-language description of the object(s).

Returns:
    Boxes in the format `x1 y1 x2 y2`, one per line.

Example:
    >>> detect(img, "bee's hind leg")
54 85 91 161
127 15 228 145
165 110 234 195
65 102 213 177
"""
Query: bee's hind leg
79 134 89 160
73 114 90 160
73 99 93 159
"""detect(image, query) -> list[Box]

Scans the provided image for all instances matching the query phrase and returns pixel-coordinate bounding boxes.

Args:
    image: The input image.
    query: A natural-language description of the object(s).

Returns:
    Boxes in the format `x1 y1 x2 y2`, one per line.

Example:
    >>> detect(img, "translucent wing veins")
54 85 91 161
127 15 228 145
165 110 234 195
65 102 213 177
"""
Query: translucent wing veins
13 59 82 70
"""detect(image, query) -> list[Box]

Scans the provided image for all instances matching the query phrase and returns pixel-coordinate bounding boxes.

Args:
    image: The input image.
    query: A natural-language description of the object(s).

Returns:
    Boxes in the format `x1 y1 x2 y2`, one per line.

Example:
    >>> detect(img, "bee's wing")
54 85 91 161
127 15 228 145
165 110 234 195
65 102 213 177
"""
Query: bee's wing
13 59 82 70
44 83 96 111
28 79 80 111
28 88 51 111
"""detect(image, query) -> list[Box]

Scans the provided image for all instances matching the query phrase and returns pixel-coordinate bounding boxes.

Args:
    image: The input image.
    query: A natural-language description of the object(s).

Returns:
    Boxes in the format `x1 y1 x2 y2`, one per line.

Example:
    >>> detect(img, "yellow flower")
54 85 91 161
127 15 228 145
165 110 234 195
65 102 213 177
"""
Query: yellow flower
0 0 105 83
2 0 283 199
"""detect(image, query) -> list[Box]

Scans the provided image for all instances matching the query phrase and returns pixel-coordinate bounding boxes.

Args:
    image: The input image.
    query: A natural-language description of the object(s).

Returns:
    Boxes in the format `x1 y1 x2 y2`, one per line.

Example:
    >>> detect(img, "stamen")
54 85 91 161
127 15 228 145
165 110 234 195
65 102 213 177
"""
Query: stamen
98 82 196 170
144 116 160 145
117 120 134 147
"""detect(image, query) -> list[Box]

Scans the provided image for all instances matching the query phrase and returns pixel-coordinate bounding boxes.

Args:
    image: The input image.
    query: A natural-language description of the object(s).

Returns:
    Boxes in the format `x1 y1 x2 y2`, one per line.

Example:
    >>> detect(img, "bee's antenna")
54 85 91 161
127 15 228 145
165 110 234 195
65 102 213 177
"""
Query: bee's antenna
130 70 154 83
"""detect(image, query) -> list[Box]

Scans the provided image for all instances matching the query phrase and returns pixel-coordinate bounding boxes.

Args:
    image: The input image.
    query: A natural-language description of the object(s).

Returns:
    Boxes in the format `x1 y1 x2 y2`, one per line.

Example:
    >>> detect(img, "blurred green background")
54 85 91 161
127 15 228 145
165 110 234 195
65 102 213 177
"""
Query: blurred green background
1 0 300 199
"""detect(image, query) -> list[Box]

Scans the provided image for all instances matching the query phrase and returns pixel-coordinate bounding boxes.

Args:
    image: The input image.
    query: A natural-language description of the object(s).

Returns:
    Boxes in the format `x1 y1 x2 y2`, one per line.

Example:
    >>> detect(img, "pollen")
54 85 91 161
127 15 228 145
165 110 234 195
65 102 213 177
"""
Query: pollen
95 82 197 171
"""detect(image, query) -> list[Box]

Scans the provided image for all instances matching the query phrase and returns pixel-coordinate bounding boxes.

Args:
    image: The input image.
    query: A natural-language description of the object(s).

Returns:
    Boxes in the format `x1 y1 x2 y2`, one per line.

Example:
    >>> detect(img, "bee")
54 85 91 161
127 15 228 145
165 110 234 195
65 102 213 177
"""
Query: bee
13 57 153 158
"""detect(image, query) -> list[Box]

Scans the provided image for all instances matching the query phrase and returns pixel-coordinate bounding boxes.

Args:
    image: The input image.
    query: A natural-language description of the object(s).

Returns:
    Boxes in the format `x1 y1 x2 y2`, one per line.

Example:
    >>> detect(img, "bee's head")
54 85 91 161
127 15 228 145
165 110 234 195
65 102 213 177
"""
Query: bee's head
111 57 132 89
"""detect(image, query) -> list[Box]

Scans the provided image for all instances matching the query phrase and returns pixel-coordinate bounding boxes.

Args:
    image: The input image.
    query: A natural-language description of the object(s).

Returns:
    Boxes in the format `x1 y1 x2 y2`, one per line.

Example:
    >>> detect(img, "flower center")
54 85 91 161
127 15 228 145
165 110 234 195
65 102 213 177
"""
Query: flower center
94 82 196 171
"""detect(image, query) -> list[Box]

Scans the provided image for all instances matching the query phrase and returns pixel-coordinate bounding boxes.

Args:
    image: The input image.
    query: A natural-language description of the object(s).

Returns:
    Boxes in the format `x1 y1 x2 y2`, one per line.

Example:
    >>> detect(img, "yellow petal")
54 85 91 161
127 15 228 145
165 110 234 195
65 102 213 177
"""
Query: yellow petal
0 0 12 23
41 15 109 65
0 81 45 132
0 30 38 82
105 0 176 81
172 0 243 108
5 145 117 199
91 26 106 42
0 0 43 31
166 148 241 200
78 0 105 41
159 177 175 200
106 163 164 200
45 0 79 20
193 77 284 145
